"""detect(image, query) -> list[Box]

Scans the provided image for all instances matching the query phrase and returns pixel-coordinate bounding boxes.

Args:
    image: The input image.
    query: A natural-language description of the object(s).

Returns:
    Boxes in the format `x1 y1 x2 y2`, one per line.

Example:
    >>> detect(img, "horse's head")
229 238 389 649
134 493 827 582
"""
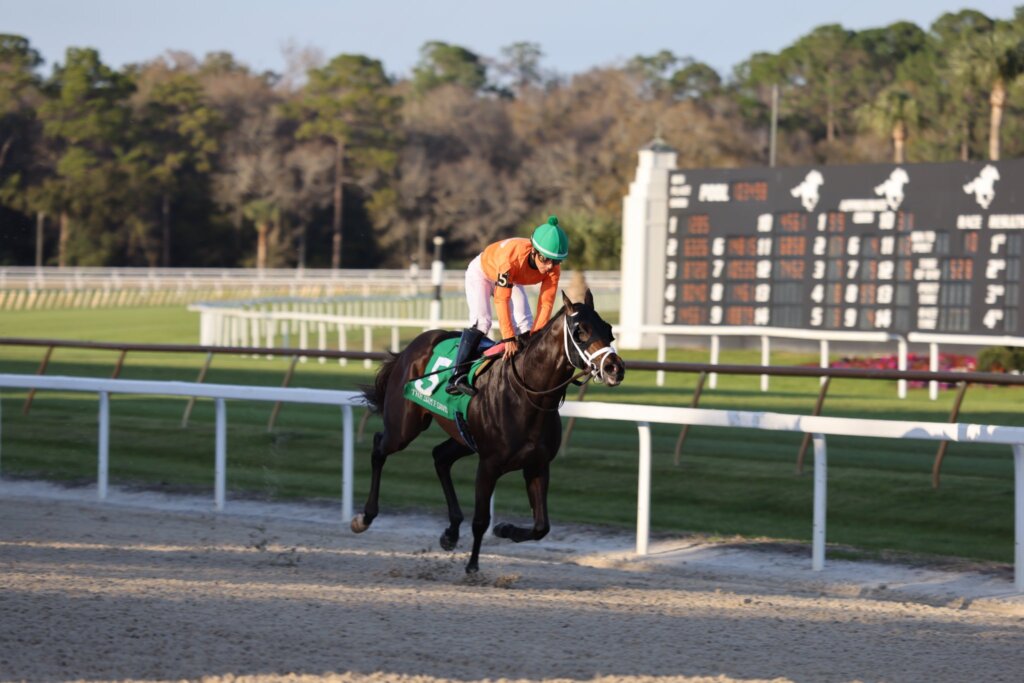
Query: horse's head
561 288 625 387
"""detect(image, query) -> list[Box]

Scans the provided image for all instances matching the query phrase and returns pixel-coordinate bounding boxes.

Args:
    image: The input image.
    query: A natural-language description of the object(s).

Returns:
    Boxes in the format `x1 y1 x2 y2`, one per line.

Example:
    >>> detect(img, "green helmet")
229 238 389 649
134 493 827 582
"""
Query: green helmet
531 215 569 261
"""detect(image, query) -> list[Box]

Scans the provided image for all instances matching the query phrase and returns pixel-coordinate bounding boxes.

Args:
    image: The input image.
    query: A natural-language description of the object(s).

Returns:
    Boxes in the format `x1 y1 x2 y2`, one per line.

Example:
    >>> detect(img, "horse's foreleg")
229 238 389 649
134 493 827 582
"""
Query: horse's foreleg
493 466 550 543
465 462 500 574
351 432 386 533
433 438 474 551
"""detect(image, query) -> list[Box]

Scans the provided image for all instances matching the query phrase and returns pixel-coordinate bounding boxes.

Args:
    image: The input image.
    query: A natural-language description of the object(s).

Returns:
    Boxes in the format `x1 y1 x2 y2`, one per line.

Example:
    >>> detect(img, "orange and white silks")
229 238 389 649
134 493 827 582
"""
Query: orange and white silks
465 237 561 340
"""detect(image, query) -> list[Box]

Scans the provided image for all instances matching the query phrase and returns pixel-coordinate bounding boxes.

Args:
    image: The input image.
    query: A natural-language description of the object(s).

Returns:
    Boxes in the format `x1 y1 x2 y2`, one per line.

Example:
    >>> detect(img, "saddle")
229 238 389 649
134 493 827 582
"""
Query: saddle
401 334 502 452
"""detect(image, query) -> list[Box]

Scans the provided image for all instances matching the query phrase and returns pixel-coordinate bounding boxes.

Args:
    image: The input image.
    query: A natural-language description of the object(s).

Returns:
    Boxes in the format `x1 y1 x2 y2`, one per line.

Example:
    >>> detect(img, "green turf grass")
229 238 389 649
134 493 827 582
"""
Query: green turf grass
0 305 1020 563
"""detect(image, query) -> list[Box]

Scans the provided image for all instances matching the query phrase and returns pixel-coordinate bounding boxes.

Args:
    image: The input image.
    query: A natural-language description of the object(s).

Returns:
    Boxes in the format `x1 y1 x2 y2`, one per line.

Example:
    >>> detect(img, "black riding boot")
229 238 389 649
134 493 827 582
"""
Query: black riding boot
446 327 485 396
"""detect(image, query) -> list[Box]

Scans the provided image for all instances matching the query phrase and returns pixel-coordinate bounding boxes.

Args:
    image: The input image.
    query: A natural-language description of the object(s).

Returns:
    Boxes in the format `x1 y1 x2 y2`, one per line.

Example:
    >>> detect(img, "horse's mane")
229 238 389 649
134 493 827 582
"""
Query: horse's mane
520 305 568 351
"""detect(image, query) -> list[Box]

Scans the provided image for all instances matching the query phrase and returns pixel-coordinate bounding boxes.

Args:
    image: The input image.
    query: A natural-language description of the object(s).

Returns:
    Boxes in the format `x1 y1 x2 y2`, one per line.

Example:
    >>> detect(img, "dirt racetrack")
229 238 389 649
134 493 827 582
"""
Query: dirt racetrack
1 480 1022 683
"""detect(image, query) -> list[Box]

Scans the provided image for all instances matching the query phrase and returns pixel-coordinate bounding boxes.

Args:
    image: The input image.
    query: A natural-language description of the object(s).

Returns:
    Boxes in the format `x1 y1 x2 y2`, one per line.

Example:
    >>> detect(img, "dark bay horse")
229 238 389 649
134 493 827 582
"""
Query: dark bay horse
353 288 625 573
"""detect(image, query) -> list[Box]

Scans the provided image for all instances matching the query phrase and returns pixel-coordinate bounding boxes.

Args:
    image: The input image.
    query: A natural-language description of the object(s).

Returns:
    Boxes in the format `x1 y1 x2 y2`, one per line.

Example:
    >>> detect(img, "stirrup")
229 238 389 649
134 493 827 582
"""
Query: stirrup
446 374 477 396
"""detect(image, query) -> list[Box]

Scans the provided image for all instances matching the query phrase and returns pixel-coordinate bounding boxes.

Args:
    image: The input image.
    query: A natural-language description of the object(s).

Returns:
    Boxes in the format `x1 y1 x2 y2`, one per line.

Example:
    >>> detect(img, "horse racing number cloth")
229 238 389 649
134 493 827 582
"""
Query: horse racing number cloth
401 338 487 419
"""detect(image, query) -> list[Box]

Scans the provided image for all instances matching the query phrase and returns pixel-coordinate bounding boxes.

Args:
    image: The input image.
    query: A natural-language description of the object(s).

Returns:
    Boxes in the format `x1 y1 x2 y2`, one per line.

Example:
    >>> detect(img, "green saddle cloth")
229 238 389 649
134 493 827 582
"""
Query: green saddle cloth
402 338 487 419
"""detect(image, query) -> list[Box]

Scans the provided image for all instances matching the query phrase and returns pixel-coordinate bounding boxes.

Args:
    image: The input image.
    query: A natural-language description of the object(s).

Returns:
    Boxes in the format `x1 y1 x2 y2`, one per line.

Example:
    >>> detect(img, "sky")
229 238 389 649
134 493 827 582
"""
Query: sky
4 1 1021 80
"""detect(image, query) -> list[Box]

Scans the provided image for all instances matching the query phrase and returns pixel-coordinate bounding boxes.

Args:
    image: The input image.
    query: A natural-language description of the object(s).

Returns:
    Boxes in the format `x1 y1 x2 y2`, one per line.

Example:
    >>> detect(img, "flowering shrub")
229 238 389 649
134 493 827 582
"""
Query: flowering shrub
977 346 1024 373
825 352 976 389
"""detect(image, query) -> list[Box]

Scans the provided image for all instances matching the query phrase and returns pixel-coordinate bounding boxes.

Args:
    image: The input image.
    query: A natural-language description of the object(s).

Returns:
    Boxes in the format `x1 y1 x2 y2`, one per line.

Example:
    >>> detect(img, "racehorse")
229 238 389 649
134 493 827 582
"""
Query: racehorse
353 288 625 573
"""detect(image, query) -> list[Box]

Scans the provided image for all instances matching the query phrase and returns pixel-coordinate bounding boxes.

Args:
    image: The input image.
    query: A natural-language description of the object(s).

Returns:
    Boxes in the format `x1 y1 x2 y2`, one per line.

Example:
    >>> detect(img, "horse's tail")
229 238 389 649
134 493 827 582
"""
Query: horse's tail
361 351 399 414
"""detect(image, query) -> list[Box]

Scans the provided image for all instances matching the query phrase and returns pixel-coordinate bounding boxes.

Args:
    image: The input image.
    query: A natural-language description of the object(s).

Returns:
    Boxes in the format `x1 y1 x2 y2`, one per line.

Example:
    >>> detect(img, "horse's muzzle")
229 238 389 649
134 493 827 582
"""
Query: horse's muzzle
601 354 625 387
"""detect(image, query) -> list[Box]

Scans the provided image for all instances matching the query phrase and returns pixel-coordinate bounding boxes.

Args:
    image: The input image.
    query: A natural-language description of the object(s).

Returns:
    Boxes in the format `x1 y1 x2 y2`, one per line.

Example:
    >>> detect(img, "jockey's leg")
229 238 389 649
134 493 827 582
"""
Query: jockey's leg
448 256 492 397
464 254 494 335
446 327 485 396
510 284 533 334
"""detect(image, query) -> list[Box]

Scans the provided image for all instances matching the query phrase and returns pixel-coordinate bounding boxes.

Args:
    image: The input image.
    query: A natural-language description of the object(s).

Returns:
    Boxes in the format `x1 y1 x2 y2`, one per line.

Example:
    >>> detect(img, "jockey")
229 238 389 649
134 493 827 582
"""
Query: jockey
446 215 570 396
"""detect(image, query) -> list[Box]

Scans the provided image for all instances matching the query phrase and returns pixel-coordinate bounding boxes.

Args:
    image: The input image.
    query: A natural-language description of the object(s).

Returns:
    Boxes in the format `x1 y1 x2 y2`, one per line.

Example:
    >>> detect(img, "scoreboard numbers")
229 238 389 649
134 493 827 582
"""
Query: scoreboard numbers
663 161 1024 336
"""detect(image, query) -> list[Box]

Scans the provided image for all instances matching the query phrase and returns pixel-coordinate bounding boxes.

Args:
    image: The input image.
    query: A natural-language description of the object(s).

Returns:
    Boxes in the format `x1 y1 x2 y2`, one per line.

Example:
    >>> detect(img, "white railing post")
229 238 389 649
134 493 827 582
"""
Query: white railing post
337 324 348 366
760 335 770 392
199 310 211 345
709 335 720 389
929 342 939 401
897 336 908 399
430 242 444 328
819 340 829 387
363 327 373 369
98 391 109 500
1015 444 1024 592
342 405 354 523
656 335 666 387
812 433 827 571
215 398 226 511
636 421 652 556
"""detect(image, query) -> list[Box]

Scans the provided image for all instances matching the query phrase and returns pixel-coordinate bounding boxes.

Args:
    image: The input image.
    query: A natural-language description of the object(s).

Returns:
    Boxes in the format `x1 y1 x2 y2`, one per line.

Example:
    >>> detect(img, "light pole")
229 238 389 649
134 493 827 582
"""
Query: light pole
430 235 445 328
35 212 45 269
769 83 779 168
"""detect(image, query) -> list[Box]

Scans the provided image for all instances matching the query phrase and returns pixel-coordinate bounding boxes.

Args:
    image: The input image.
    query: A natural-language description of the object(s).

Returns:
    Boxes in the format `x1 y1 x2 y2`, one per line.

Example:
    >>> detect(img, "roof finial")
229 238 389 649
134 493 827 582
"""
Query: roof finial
644 123 673 152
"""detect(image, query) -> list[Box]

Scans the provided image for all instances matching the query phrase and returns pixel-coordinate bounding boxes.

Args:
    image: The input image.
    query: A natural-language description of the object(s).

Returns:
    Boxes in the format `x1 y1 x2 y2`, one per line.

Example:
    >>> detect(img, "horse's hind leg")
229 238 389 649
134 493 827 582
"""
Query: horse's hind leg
352 402 432 533
351 431 387 533
433 438 474 551
493 465 551 543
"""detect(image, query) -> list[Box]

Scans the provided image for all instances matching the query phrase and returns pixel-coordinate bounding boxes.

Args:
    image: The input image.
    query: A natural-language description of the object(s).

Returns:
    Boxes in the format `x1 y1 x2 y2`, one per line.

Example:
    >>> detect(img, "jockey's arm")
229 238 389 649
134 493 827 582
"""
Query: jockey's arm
531 267 560 333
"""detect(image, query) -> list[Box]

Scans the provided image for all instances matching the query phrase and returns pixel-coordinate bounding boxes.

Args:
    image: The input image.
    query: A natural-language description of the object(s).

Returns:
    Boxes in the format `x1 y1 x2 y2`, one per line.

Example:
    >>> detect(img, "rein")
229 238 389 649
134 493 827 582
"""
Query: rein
507 309 615 411
509 354 590 411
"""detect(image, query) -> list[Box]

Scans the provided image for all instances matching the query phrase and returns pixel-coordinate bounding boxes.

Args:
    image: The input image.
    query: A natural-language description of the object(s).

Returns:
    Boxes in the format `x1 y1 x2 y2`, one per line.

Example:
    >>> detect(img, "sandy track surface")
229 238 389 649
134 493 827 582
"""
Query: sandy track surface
1 481 1022 683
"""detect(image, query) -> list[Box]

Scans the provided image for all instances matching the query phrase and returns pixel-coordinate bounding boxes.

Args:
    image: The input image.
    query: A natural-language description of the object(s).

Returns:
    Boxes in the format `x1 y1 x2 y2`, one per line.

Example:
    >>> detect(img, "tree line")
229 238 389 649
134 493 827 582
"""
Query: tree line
1 8 1023 270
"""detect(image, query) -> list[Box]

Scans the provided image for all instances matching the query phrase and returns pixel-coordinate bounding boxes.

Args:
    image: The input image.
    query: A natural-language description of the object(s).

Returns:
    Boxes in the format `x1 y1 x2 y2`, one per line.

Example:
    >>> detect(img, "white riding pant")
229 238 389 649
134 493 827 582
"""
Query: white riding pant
465 254 533 336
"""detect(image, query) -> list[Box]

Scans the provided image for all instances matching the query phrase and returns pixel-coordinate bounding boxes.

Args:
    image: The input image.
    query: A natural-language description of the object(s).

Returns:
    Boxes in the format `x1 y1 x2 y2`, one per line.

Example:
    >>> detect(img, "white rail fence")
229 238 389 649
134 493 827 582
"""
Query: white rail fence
0 267 622 311
0 374 363 517
909 332 1024 400
0 267 465 311
1 373 1022 590
641 324 910 396
644 327 1024 404
189 288 622 367
191 309 912 397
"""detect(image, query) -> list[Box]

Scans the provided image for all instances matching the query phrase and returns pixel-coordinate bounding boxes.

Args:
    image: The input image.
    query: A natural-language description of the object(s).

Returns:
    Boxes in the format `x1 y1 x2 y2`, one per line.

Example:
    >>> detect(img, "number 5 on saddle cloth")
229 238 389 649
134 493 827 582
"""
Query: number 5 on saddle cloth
401 336 502 450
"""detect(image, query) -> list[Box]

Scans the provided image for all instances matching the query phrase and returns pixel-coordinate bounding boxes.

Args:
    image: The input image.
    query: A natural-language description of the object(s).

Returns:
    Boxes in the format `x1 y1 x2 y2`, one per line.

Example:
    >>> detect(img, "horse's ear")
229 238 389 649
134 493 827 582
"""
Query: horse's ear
584 288 594 308
561 290 573 310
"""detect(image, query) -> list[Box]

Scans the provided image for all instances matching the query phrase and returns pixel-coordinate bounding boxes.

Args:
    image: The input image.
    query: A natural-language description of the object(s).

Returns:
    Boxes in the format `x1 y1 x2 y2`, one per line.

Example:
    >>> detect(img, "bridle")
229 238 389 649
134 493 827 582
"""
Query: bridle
509 307 619 410
563 308 618 385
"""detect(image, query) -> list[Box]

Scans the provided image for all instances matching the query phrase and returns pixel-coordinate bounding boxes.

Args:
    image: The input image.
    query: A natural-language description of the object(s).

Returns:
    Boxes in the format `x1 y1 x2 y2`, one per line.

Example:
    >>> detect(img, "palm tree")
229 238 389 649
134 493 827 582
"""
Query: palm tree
243 198 278 270
856 87 920 163
950 21 1024 160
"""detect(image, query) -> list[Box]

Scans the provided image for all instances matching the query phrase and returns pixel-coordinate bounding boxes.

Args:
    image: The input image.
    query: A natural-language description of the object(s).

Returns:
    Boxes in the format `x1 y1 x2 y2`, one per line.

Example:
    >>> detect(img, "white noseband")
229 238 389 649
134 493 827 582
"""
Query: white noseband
564 311 618 384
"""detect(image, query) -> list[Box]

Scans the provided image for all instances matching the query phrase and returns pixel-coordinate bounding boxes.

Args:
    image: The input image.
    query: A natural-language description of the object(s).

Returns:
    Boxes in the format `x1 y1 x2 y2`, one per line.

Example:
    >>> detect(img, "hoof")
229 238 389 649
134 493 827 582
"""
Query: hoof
350 513 369 533
492 522 512 539
465 563 479 574
439 532 458 551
